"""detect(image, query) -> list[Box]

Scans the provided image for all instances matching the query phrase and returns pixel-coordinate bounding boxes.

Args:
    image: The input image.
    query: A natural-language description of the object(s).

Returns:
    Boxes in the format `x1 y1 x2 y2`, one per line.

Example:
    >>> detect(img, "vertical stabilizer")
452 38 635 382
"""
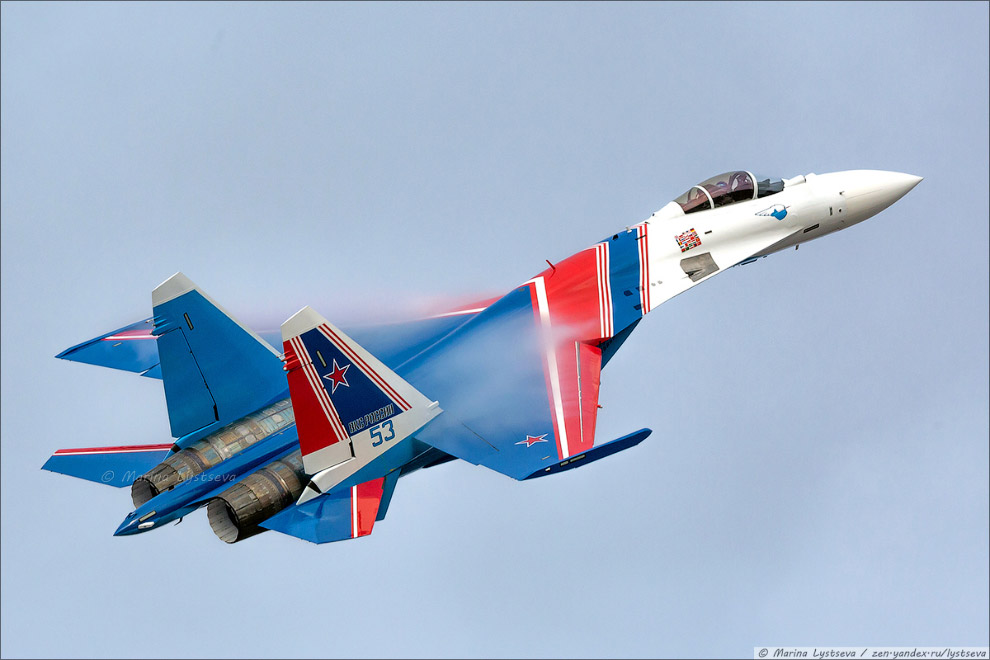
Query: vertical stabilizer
281 306 441 476
152 273 287 439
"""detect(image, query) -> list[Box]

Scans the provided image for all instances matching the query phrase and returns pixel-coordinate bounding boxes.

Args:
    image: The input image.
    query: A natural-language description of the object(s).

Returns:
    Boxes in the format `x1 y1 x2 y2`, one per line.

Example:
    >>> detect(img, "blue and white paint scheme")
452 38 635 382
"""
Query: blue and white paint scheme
42 169 922 545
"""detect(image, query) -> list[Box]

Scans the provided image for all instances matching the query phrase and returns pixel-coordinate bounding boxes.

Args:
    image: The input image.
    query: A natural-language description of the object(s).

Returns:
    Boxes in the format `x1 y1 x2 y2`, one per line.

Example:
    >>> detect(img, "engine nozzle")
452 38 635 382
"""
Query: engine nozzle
207 450 306 543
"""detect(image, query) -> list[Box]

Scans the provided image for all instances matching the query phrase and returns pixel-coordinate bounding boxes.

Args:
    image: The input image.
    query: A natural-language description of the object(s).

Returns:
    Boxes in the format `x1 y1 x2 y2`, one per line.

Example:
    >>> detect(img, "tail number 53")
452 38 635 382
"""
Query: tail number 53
370 420 395 447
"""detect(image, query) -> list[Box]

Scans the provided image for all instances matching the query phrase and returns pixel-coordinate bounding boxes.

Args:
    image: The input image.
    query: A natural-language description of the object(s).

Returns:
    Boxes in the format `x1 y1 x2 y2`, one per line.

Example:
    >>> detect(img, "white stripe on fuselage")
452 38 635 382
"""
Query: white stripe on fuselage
351 485 358 538
601 243 613 338
637 223 651 314
527 276 570 459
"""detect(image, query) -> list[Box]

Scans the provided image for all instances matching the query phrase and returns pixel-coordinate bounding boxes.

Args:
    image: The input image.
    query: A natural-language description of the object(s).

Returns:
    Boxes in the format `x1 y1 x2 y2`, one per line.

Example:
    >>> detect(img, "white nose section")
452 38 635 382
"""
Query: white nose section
841 170 923 224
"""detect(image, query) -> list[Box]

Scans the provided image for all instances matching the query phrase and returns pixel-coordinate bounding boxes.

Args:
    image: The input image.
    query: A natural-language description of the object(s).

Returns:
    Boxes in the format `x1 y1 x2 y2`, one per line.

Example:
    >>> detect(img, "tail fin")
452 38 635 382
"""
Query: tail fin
152 273 287 439
281 306 441 476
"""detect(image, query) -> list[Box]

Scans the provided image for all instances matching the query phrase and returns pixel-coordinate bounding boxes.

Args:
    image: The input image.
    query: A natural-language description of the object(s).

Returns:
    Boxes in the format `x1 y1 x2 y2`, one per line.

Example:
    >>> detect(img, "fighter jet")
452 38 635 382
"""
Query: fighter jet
43 169 922 544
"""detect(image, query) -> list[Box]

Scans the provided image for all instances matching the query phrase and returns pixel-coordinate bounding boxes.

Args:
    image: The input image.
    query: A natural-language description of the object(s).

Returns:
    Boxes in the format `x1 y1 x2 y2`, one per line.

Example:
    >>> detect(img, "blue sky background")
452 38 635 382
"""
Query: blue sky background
2 2 987 658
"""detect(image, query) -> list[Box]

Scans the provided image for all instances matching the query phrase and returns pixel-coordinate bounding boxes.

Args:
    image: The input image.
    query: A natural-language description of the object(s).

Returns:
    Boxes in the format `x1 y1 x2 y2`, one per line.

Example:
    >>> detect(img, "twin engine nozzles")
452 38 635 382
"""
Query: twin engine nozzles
126 398 311 543
130 399 295 507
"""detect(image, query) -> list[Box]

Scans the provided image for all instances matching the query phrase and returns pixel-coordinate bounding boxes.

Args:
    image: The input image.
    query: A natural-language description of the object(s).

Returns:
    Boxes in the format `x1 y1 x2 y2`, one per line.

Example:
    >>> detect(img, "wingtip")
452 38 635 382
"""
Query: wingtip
281 306 327 342
152 272 197 307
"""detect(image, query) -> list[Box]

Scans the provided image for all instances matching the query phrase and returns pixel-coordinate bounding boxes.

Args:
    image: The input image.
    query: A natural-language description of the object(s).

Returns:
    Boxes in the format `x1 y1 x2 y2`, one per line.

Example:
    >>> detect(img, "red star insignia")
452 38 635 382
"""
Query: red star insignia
516 433 548 447
323 359 350 394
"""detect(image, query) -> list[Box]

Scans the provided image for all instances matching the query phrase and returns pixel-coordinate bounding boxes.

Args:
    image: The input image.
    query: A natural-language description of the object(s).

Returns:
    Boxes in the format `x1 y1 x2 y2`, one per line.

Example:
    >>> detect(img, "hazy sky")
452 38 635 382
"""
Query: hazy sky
2 2 987 658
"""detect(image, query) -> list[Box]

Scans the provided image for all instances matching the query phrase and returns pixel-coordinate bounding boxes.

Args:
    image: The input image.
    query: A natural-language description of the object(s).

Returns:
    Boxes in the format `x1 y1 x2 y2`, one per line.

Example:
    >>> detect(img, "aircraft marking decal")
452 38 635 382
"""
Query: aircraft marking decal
317 324 411 411
756 204 789 220
595 242 614 339
516 434 549 447
289 335 349 445
323 359 350 394
676 228 702 253
636 222 652 313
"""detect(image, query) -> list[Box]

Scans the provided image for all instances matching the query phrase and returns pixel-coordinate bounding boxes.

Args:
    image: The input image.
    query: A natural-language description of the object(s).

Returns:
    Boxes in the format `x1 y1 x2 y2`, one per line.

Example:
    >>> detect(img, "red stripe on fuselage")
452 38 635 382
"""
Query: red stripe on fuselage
637 222 651 314
595 245 607 338
53 443 173 455
101 330 154 341
600 243 613 338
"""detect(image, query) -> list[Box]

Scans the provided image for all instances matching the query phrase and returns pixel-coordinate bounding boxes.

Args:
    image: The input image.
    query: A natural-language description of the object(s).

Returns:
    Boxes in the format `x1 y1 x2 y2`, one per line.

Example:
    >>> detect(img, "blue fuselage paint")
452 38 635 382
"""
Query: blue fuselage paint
606 230 646 336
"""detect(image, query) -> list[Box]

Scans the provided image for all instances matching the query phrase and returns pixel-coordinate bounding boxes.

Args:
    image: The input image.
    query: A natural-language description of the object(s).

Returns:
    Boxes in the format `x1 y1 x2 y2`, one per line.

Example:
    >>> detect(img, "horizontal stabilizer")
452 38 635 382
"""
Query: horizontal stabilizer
42 444 173 488
152 273 288 438
261 477 388 544
56 318 161 378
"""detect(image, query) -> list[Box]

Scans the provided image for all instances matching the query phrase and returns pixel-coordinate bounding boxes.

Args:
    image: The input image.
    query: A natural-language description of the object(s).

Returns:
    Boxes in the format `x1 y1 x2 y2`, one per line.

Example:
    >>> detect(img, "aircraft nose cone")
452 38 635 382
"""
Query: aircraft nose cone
875 170 923 203
842 170 923 223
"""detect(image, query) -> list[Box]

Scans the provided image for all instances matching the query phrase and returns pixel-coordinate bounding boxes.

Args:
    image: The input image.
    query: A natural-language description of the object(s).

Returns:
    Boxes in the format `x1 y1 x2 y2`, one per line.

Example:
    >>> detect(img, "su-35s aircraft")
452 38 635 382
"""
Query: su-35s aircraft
43 169 921 544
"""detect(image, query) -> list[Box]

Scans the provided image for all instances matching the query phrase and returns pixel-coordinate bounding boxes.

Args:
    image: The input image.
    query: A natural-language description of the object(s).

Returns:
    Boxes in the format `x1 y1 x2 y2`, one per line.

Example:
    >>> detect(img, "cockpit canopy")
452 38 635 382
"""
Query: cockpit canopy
674 171 785 215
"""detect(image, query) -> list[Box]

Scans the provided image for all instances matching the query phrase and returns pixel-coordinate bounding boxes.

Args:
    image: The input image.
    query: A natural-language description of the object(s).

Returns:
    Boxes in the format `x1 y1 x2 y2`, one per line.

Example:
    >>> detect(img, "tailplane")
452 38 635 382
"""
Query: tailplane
42 443 173 488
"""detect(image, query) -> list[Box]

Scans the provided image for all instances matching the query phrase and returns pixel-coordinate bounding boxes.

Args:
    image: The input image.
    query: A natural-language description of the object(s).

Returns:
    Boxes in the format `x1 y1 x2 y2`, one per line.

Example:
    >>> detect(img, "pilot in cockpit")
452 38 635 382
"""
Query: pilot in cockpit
673 171 783 215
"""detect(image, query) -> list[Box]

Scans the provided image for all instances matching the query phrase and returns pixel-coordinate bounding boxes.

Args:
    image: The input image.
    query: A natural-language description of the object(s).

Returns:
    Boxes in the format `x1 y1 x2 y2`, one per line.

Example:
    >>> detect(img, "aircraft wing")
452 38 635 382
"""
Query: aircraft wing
398 281 651 480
